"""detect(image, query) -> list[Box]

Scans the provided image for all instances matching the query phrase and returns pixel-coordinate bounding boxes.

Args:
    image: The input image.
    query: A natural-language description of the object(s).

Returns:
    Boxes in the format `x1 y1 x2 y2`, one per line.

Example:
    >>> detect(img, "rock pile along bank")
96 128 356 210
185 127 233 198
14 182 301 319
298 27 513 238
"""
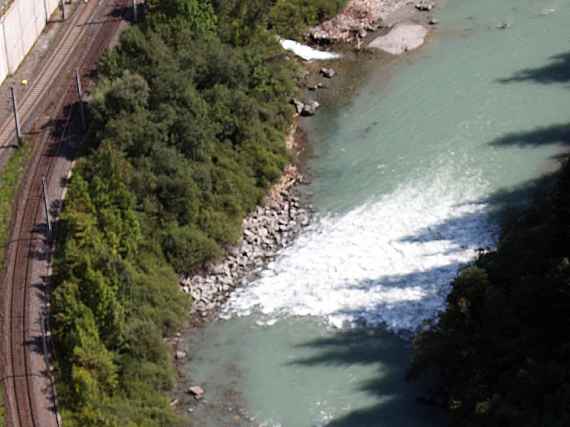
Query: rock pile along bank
179 165 311 321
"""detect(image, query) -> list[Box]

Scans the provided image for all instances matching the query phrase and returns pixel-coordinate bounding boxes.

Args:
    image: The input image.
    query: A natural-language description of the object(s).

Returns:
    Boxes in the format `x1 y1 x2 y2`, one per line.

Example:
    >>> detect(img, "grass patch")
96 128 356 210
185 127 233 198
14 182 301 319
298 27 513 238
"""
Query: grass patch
0 144 33 269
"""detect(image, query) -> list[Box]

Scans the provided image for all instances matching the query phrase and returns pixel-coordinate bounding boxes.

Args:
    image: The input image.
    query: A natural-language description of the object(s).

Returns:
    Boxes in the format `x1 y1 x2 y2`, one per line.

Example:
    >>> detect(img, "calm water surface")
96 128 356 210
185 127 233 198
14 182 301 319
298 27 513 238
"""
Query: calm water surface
182 0 570 425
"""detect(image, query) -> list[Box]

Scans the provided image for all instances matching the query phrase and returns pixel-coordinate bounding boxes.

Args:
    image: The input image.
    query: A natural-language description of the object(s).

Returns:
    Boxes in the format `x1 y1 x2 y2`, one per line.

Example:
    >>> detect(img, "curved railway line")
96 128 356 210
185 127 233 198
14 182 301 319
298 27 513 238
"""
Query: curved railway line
1 1 129 426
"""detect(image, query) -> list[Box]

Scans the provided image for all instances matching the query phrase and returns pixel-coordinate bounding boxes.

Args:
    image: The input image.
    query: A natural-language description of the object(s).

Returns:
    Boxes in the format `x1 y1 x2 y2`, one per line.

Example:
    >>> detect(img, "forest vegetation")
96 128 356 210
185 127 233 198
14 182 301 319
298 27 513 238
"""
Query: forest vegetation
50 0 346 425
410 161 570 426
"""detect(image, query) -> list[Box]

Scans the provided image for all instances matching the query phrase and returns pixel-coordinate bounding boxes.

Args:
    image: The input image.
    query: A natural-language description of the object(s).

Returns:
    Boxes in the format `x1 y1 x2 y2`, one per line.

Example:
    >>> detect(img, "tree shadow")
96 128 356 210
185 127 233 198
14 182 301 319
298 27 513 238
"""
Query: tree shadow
497 52 570 85
289 315 447 427
490 122 570 148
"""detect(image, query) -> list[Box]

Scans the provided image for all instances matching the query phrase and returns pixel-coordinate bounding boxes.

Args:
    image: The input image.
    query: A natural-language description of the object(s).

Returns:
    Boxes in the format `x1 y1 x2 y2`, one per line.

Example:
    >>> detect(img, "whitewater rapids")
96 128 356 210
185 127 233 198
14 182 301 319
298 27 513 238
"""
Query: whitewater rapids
222 167 496 333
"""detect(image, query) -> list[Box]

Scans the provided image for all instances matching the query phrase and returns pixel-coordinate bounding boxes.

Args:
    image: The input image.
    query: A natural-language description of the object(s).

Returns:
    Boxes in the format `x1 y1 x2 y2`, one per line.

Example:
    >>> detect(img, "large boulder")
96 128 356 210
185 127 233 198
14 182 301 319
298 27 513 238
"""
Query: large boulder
368 24 428 55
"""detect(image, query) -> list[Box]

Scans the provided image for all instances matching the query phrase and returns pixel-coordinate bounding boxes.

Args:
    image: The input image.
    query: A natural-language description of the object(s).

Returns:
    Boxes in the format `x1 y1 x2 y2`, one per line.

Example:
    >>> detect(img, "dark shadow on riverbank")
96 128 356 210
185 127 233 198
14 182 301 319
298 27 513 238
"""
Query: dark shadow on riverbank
289 327 446 427
497 51 570 85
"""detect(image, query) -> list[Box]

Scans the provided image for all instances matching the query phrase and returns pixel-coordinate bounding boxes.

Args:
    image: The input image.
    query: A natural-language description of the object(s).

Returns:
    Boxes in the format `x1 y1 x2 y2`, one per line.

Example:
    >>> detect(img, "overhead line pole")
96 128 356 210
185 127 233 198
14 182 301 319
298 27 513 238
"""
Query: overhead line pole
10 87 22 144
42 177 52 235
75 70 87 131
132 0 138 22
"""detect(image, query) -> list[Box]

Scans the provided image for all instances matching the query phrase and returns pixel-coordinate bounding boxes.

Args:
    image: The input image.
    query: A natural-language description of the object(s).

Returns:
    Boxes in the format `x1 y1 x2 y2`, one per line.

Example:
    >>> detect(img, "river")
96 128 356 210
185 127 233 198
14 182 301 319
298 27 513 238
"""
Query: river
179 0 570 425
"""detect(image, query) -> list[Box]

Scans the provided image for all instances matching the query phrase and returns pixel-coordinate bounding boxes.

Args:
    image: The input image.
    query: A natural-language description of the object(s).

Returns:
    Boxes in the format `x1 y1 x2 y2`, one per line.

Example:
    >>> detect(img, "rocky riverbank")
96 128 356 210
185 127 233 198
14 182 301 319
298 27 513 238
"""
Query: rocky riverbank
308 0 441 46
178 127 311 324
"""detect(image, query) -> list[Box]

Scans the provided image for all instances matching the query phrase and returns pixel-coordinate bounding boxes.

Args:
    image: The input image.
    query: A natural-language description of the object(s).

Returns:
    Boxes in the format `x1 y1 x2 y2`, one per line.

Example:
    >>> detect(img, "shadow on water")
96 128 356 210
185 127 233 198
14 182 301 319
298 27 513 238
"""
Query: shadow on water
490 122 570 148
493 51 570 150
270 43 570 427
497 51 570 85
289 323 446 427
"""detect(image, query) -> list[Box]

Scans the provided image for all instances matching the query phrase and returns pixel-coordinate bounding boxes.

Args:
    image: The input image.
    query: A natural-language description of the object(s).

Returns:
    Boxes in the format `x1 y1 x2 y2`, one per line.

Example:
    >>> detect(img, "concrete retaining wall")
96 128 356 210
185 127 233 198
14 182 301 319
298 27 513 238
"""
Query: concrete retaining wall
0 0 60 84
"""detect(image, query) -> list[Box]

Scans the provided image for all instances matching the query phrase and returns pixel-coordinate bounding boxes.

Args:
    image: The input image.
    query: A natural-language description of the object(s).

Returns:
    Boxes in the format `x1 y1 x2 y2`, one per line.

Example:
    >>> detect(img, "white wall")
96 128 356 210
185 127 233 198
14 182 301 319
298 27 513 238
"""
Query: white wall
0 0 60 84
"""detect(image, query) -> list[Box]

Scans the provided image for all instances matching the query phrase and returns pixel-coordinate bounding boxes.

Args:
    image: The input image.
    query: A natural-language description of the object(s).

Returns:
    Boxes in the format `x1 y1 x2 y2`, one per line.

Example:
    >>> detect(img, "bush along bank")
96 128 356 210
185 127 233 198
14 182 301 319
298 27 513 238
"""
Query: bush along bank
182 164 312 320
409 160 570 426
50 0 344 425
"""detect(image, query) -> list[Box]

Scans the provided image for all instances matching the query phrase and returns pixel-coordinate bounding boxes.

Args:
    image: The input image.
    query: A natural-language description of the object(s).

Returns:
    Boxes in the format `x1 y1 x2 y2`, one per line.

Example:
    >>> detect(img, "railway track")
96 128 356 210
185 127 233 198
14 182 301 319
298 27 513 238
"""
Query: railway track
1 1 129 426
0 0 101 167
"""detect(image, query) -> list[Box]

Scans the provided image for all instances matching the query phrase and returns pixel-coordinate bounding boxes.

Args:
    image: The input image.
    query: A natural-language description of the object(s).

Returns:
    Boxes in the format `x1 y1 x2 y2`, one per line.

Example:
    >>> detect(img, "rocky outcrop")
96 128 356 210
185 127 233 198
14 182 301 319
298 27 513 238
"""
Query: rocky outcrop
308 0 406 44
180 167 311 320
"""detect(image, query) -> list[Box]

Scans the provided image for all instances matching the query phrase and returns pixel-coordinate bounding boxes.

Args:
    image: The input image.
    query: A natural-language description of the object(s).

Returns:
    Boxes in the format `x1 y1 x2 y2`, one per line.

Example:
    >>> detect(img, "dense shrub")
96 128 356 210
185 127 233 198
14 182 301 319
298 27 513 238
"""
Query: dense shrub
51 0 344 425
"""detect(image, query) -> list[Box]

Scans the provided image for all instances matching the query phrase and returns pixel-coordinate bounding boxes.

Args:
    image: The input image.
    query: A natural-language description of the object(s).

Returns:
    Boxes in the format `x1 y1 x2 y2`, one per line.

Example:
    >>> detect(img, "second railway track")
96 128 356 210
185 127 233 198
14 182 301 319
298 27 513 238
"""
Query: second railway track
1 0 101 157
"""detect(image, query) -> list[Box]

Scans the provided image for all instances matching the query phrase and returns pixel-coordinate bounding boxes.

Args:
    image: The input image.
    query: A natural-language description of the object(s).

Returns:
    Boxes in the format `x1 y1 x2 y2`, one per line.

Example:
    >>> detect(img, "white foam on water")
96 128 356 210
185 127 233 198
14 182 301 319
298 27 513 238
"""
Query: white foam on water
223 168 497 333
279 39 341 61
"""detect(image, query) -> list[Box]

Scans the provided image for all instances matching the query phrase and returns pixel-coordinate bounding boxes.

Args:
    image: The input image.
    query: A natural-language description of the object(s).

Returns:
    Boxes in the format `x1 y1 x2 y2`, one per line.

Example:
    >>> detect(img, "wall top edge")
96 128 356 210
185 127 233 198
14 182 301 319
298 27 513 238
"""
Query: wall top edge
0 0 15 19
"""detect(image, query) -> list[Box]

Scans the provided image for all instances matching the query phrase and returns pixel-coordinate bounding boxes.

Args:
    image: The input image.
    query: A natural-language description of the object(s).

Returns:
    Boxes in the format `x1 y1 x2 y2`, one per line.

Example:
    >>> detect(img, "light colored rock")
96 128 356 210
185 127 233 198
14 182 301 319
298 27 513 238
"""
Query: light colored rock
291 98 304 114
415 1 434 11
320 67 337 78
188 386 205 399
302 100 320 116
368 23 428 55
175 351 187 360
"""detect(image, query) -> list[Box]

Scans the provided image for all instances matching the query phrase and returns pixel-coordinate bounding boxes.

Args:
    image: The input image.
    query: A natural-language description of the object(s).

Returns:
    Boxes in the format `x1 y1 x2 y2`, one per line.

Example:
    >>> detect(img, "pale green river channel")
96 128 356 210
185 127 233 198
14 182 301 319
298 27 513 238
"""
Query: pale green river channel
180 0 570 425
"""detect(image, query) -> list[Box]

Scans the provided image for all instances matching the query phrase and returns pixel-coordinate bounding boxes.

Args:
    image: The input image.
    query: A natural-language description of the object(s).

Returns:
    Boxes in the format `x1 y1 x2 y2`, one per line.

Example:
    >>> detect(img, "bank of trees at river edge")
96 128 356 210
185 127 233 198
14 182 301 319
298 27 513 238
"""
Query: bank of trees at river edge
411 161 570 426
51 0 345 425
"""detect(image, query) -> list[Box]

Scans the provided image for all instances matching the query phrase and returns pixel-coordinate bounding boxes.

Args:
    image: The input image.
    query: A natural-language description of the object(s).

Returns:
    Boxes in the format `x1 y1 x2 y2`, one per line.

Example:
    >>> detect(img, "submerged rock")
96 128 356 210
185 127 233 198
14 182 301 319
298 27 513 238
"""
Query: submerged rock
496 22 511 30
368 23 428 55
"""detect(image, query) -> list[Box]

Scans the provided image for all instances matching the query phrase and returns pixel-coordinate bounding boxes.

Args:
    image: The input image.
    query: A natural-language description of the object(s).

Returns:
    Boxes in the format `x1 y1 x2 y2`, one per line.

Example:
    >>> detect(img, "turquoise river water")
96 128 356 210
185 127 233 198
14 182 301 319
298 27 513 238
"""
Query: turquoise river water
181 0 570 425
